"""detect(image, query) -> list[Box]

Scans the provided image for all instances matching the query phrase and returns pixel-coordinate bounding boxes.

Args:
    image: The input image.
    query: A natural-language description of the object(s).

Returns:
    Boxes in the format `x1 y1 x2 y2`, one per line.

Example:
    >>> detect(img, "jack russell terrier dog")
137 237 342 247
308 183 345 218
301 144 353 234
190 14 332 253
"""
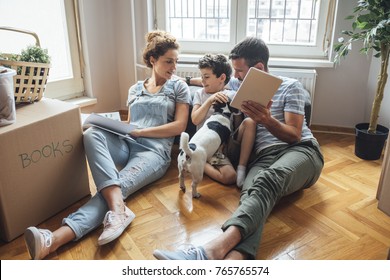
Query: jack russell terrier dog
177 101 239 198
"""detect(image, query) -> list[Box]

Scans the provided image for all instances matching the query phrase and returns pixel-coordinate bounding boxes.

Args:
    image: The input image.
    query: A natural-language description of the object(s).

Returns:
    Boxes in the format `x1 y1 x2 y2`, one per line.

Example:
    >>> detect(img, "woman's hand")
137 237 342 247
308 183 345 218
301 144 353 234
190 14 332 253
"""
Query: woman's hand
129 129 142 138
128 103 189 139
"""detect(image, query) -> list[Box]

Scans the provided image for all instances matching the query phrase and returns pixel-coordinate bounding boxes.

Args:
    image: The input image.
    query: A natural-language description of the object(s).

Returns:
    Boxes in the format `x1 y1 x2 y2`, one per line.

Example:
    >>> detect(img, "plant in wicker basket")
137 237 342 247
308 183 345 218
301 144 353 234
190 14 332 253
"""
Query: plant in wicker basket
17 46 50 93
0 45 51 103
0 45 50 75
19 45 50 74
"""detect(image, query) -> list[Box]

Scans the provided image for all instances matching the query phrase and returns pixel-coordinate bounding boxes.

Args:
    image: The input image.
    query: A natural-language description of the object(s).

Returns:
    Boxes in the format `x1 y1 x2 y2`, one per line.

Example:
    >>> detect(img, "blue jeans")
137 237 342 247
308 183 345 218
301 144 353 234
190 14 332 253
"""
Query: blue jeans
221 139 324 258
62 128 170 240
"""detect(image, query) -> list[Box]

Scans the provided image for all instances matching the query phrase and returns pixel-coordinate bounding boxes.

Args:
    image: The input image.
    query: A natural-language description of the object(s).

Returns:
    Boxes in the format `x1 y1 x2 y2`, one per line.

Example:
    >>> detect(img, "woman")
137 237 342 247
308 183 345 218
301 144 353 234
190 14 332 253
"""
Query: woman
24 30 190 260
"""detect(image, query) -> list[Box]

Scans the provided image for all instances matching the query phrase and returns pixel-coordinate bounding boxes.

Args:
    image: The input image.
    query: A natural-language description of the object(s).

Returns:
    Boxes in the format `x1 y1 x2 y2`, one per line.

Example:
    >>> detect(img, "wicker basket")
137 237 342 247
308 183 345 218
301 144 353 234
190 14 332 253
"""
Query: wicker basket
0 27 51 103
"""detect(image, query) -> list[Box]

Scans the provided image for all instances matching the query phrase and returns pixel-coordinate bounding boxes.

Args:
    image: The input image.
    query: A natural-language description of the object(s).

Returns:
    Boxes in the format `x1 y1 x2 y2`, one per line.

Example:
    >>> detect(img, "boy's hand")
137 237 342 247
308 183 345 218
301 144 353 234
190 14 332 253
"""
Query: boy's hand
211 92 229 104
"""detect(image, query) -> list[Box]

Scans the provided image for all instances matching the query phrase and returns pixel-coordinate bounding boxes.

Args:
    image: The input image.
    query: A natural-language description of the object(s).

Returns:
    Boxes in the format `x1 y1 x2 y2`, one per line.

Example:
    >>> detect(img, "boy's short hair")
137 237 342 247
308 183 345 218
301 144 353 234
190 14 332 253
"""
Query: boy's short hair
198 54 232 85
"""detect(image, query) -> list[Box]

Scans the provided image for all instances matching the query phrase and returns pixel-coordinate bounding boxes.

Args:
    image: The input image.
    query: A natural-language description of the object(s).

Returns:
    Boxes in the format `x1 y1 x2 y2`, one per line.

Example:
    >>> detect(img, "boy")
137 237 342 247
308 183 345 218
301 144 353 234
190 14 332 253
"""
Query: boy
191 54 256 187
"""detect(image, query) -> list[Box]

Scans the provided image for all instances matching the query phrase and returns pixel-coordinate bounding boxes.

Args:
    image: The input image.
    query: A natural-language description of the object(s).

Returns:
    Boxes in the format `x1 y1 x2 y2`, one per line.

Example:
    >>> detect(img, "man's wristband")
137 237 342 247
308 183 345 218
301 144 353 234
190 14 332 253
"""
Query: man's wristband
185 76 192 86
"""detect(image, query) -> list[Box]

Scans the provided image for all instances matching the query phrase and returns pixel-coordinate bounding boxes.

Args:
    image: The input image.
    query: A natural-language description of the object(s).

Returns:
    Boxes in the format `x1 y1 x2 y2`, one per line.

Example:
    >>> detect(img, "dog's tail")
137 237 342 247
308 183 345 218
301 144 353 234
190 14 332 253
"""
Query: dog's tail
179 132 193 157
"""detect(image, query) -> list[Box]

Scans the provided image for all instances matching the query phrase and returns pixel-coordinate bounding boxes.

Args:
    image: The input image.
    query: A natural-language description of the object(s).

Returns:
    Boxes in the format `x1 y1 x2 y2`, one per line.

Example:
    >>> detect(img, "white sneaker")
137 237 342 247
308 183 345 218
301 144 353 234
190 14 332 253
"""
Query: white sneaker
24 227 53 260
153 246 208 260
98 206 135 246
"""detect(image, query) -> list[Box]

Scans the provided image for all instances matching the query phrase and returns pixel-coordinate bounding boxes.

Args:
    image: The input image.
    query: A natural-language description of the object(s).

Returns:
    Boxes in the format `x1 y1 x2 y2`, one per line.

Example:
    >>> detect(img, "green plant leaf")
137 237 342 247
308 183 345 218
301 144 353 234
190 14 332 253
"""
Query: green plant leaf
357 21 369 29
19 45 50 64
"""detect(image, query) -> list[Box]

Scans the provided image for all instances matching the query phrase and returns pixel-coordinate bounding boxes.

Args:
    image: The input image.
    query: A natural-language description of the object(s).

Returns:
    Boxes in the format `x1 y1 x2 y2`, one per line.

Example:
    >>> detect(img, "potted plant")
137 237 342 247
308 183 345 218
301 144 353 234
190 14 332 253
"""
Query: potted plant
0 45 50 75
0 45 51 103
334 0 390 160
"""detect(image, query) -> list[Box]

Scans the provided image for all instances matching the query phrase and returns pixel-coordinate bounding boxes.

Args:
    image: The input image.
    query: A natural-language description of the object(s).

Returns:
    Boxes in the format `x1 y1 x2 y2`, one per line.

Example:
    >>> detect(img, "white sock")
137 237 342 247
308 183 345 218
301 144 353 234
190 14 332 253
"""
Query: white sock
236 165 246 188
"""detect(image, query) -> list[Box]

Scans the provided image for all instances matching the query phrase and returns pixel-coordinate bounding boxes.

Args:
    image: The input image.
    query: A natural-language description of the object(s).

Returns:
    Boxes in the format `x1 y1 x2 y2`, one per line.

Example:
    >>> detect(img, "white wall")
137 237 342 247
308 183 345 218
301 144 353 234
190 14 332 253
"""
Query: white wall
78 0 390 130
313 0 390 129
113 0 137 109
78 0 136 114
313 0 370 127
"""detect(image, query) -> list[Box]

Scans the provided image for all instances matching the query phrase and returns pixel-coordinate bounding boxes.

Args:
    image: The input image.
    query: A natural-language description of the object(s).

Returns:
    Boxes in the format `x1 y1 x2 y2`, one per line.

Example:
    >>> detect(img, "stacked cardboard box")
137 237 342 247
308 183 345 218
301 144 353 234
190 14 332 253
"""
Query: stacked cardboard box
0 98 90 241
378 142 390 216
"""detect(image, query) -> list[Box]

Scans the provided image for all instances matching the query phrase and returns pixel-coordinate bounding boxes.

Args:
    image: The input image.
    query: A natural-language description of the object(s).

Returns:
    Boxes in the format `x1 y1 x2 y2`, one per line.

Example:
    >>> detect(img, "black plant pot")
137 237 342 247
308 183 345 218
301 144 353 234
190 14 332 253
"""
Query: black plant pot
355 123 389 160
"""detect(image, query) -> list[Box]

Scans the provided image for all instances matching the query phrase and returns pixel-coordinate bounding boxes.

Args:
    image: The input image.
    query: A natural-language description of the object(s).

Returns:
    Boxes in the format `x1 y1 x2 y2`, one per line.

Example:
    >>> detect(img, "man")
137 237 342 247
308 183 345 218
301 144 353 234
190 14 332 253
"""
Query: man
154 37 324 260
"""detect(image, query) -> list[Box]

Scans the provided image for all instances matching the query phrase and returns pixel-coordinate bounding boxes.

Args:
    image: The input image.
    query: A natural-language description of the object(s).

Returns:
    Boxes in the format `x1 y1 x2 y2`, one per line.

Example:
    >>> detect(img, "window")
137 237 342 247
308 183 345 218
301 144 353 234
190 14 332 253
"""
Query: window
0 0 84 100
167 0 231 42
155 0 335 60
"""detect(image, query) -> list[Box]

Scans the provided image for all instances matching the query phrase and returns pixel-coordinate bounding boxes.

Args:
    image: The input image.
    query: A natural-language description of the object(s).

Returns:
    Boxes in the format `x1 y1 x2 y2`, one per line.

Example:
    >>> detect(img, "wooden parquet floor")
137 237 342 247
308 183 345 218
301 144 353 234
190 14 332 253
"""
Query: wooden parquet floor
1 131 390 260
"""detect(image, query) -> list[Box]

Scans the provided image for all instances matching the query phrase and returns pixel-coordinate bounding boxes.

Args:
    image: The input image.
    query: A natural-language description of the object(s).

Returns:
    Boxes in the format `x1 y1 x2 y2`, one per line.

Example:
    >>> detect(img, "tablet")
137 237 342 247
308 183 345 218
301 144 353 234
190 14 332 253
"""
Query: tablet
83 113 137 135
230 67 282 110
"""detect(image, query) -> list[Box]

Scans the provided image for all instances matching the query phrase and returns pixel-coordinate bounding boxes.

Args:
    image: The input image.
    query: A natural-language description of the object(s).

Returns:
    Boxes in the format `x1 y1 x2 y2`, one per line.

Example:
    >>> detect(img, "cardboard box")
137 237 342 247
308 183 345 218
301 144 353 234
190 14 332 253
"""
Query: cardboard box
378 141 390 216
0 98 90 241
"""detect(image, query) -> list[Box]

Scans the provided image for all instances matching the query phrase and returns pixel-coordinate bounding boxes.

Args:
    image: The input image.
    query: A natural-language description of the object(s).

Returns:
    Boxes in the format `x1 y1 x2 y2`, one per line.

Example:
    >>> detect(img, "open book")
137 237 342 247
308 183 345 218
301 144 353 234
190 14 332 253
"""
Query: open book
230 67 282 110
82 113 138 138
82 112 160 153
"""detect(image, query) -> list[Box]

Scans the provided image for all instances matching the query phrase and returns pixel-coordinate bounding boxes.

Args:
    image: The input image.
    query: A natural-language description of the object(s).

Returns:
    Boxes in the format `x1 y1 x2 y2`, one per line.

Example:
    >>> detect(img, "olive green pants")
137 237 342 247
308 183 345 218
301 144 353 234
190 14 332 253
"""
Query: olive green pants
221 139 324 259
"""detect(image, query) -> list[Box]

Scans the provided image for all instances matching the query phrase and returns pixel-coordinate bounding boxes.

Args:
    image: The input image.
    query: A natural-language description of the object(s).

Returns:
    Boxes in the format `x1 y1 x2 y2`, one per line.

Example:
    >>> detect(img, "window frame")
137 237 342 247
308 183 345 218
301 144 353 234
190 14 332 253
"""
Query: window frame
155 0 333 61
0 0 84 101
156 0 239 54
45 0 84 100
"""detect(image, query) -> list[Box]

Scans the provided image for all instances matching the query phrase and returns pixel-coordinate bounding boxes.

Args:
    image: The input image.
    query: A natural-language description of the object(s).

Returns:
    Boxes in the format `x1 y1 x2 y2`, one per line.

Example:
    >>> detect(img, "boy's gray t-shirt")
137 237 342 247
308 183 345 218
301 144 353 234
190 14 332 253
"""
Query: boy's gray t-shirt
192 88 235 130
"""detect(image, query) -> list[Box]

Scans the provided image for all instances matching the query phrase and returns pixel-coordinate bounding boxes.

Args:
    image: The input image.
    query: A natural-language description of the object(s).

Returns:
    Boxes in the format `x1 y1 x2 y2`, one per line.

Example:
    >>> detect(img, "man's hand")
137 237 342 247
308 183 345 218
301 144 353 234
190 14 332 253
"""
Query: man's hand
241 99 303 144
241 100 273 125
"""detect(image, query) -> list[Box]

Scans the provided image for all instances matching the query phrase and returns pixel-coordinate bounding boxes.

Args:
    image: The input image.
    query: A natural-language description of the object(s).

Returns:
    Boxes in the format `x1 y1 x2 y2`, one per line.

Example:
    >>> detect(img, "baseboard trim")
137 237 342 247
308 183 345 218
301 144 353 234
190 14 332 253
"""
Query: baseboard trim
310 125 355 135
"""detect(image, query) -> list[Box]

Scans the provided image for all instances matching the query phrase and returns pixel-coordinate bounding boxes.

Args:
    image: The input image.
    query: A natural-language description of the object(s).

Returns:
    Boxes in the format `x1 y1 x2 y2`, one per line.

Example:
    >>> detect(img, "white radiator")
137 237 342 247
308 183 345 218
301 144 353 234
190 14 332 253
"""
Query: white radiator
176 65 317 124
176 65 316 101
137 63 317 123
175 64 203 78
269 68 317 104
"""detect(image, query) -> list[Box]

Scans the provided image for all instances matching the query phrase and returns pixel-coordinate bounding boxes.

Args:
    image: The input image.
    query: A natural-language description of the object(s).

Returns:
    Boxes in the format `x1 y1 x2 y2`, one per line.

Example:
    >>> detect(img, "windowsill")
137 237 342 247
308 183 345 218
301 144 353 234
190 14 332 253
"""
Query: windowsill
179 53 334 69
269 57 334 68
65 96 97 108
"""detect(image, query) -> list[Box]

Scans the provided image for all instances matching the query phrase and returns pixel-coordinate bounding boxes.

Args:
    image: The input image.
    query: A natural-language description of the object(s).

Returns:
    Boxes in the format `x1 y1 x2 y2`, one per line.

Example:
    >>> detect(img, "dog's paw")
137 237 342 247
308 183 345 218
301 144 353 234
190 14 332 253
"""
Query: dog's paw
192 192 201 199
